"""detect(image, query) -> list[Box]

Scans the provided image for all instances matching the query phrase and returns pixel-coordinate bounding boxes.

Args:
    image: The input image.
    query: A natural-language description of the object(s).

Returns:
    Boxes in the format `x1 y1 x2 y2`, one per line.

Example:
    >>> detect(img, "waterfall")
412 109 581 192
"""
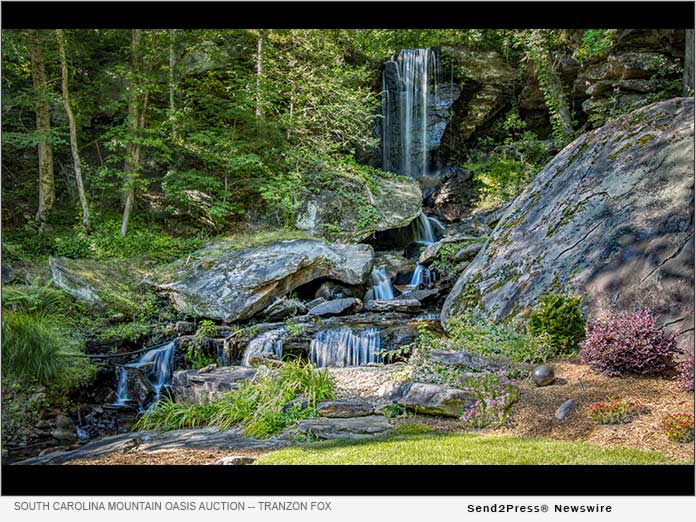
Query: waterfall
408 264 434 288
309 328 382 368
414 211 444 245
114 340 176 408
382 48 440 178
369 266 395 301
241 328 286 366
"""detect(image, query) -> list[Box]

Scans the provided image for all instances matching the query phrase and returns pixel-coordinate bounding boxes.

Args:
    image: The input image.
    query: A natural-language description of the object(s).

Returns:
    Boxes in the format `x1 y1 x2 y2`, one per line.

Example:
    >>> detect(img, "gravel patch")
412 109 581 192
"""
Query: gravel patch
327 363 408 401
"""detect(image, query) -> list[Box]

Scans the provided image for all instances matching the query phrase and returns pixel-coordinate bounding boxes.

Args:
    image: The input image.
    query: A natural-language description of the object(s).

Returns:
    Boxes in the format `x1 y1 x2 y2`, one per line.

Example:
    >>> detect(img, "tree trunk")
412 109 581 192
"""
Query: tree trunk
121 29 144 237
169 29 177 139
56 29 90 230
684 29 694 96
256 30 263 118
29 29 55 223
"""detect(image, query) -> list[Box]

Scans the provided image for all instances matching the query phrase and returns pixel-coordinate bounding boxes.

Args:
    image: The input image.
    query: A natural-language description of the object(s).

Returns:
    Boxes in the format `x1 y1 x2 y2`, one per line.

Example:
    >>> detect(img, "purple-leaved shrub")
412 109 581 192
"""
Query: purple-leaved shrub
678 353 694 392
579 309 679 377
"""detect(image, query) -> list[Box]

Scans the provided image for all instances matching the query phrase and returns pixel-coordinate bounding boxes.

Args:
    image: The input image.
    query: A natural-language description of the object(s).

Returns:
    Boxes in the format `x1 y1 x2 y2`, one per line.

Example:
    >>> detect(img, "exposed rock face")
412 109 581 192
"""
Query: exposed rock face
440 47 518 150
153 239 374 322
395 382 476 417
364 299 422 314
172 367 256 403
428 166 479 222
317 399 374 418
296 416 392 440
443 98 695 350
295 174 422 242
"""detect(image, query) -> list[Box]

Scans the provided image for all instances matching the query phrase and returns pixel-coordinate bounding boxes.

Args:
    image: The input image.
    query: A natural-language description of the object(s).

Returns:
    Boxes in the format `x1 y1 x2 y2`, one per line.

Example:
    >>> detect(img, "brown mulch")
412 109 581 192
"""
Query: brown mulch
68 448 265 466
489 359 695 463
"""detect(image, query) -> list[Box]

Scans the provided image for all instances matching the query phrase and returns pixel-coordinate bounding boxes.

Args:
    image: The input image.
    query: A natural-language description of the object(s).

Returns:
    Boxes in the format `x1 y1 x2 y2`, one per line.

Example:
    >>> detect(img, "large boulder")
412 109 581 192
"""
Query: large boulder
295 174 422 242
442 98 695 350
395 382 476 417
296 416 392 440
153 239 374 322
49 257 147 313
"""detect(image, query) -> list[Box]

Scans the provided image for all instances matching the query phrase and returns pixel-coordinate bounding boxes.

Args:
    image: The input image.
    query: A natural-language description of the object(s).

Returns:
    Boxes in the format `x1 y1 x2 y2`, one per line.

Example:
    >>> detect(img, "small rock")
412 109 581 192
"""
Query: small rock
55 414 74 430
532 364 556 386
215 456 256 465
51 428 77 443
198 364 217 374
109 313 127 323
175 321 196 335
308 297 363 317
282 397 309 413
398 383 476 417
555 399 576 420
297 416 392 440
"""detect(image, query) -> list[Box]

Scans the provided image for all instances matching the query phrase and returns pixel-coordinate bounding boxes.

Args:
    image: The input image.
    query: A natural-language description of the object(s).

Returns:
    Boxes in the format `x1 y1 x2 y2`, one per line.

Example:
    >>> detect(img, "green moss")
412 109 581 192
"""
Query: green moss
637 134 656 147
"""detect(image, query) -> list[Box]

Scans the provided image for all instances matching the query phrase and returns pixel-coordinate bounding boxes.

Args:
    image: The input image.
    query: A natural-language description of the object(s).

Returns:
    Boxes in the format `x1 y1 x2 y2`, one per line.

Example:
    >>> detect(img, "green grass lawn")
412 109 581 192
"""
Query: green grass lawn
255 432 680 465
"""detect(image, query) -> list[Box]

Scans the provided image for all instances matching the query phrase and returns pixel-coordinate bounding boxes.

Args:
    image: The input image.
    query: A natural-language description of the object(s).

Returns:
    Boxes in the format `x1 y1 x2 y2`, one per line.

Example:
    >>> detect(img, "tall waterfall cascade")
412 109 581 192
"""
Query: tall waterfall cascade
114 340 176 409
309 328 382 368
381 48 459 178
241 328 287 366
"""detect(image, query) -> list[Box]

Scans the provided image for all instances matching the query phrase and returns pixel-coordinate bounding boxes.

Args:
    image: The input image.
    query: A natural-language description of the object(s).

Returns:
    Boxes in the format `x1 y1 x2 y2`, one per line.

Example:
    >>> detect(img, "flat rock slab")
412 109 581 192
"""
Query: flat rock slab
429 350 502 371
172 366 256 403
16 427 287 465
152 239 373 322
397 382 476 417
317 399 374 418
365 299 422 314
296 416 392 440
308 297 362 317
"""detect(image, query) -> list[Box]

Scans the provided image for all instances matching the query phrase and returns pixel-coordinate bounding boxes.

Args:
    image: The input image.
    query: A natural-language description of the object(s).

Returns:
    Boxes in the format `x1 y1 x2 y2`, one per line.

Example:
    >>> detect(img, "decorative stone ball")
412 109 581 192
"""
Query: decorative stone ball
532 364 556 386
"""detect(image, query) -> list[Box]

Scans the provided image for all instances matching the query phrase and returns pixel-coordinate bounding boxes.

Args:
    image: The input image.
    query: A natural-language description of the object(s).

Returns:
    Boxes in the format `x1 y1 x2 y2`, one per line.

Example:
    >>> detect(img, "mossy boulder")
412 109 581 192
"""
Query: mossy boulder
295 173 422 242
442 98 694 350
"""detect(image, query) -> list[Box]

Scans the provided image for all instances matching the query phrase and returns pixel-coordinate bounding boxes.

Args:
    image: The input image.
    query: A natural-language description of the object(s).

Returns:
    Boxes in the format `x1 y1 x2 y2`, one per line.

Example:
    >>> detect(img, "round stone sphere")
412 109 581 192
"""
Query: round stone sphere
532 364 556 386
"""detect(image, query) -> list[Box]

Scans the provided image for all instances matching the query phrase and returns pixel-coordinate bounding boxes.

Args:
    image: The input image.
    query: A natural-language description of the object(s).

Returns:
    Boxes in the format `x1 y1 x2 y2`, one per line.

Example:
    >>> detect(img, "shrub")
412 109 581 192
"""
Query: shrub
2 280 69 314
579 310 679 376
528 294 585 355
1 311 73 384
444 313 556 364
589 397 645 424
677 353 694 392
460 372 520 428
661 413 695 443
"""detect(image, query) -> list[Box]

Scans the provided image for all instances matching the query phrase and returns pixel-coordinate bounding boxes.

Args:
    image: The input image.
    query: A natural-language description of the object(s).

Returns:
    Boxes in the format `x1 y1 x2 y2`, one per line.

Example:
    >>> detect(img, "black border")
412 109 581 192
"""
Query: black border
3 464 695 495
0 1 694 29
1 0 695 498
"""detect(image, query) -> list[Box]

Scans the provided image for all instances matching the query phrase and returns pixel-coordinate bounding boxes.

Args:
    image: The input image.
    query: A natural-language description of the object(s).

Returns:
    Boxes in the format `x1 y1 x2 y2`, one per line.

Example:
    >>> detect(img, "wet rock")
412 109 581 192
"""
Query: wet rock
296 416 392 440
428 350 502 371
175 321 196 335
50 428 77 443
317 399 374 418
532 365 556 386
55 414 74 431
315 281 358 301
555 399 576 420
263 298 307 322
442 98 695 351
172 366 256 403
365 299 422 314
397 382 476 417
153 240 374 322
214 456 256 465
308 297 363 317
399 288 440 303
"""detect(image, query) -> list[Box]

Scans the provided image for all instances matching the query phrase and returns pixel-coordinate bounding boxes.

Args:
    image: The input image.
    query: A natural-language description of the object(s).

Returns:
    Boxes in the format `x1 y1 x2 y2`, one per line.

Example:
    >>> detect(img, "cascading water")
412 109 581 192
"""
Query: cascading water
413 211 444 245
367 266 395 301
113 340 176 409
382 48 443 178
407 263 434 288
241 328 287 366
309 328 382 368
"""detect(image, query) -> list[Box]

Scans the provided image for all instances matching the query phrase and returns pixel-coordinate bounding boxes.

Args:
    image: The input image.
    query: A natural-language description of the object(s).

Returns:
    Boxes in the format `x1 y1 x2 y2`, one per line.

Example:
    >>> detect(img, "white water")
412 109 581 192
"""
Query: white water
114 340 176 407
241 328 287 366
370 266 395 300
382 49 440 178
414 211 444 245
407 263 434 288
309 328 382 368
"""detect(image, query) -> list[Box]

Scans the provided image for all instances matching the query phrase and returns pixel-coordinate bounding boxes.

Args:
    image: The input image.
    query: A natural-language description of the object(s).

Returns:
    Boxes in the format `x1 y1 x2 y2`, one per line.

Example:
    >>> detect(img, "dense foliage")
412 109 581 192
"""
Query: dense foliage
579 310 680 376
678 353 694 392
528 294 585 355
136 360 335 437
